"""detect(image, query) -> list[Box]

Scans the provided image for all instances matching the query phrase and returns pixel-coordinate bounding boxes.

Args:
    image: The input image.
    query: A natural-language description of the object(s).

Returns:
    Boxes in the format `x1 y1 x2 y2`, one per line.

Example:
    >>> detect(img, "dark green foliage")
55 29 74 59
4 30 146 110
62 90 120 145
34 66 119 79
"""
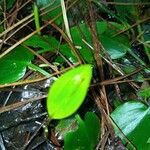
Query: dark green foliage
114 0 141 21
36 0 63 25
24 34 59 53
111 101 150 150
64 112 100 150
138 87 150 99
0 46 33 84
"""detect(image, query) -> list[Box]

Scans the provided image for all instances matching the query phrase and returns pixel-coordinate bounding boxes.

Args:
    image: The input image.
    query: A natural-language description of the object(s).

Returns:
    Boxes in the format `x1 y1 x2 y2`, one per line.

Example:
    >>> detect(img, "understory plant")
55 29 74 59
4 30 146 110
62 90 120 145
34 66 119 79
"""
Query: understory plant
0 0 149 149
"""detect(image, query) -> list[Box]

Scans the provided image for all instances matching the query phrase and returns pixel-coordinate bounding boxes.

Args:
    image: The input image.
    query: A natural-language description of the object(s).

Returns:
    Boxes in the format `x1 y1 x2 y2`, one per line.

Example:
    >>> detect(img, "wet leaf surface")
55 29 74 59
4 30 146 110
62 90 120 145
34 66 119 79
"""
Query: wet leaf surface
27 137 55 150
111 101 150 150
0 46 34 84
0 79 55 149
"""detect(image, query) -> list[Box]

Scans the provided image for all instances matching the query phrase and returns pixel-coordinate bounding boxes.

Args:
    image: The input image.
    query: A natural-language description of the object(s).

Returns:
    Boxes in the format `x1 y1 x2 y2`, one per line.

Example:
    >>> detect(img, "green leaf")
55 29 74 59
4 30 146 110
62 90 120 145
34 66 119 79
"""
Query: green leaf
100 22 130 59
70 21 107 63
70 21 130 60
71 21 107 45
55 117 78 138
59 44 78 63
104 22 128 36
64 112 100 150
78 46 94 64
47 65 92 119
111 101 150 150
24 35 59 53
0 25 4 33
114 0 140 21
142 24 150 42
0 46 34 84
52 43 78 64
6 0 16 10
36 0 51 7
70 24 93 63
0 0 16 15
58 43 94 64
36 0 63 25
101 35 128 59
138 87 150 99
122 65 136 74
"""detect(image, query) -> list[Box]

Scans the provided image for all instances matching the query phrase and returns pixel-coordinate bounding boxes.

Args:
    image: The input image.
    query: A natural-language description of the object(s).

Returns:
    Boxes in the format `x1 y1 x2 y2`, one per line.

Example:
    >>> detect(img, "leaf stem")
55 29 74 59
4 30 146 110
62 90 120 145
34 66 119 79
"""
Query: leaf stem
28 63 51 77
34 3 41 35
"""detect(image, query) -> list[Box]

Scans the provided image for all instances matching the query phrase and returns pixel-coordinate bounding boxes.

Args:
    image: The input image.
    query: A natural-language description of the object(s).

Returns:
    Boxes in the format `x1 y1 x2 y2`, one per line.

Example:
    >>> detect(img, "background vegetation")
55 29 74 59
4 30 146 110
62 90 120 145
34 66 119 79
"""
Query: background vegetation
0 0 150 149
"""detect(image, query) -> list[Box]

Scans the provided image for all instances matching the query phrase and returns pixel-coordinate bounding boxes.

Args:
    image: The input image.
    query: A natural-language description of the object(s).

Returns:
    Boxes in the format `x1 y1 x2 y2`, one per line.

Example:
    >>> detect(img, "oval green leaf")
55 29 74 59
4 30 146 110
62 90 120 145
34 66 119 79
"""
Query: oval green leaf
111 101 150 150
47 65 92 119
0 46 33 84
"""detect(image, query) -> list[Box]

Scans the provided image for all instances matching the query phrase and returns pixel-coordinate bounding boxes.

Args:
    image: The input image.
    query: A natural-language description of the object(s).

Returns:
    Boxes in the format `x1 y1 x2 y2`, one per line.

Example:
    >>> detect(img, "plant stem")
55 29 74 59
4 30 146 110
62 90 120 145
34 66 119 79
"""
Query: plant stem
34 3 41 35
61 0 72 41
28 63 51 77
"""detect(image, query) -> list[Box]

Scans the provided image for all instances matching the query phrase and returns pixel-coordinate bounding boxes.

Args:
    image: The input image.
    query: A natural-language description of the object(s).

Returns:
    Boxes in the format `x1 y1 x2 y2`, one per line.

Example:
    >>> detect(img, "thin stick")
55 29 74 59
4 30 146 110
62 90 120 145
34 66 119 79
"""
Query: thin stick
0 95 47 114
61 0 72 41
0 0 79 58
